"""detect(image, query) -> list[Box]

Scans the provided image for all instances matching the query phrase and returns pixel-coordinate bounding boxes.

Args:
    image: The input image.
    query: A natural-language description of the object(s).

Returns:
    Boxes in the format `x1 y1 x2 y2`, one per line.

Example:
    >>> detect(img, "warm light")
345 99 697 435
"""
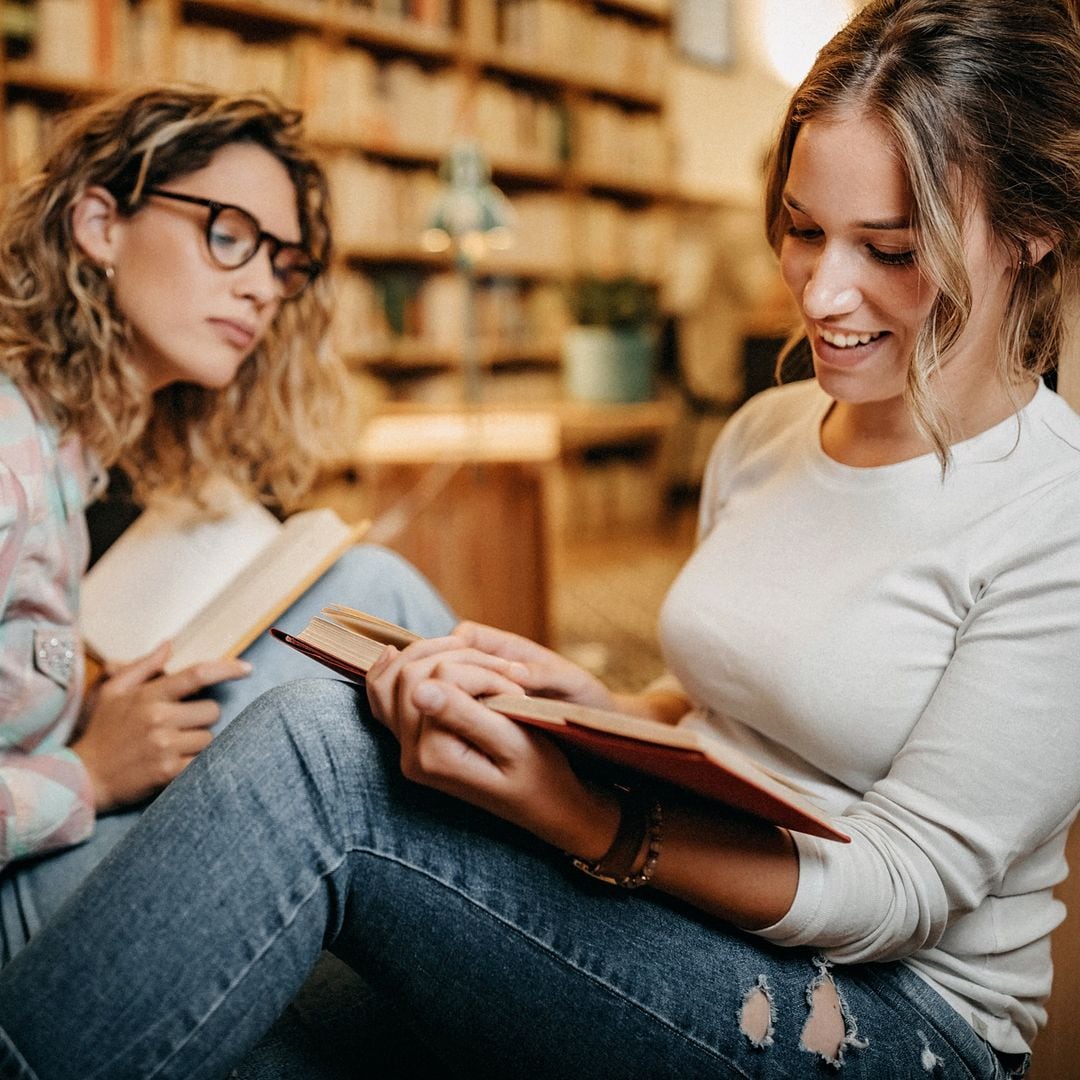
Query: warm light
420 227 452 253
761 0 854 87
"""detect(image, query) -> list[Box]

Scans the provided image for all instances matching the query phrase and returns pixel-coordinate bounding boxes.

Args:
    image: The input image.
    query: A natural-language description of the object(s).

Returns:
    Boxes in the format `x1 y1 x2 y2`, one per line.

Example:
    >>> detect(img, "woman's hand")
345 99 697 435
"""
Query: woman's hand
365 633 621 856
437 622 620 711
71 642 251 813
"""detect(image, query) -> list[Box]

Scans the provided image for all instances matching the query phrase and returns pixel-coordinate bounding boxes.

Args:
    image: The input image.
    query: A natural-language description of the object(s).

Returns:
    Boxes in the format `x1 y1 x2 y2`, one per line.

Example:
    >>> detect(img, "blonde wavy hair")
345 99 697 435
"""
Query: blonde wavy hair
764 0 1080 467
0 84 346 509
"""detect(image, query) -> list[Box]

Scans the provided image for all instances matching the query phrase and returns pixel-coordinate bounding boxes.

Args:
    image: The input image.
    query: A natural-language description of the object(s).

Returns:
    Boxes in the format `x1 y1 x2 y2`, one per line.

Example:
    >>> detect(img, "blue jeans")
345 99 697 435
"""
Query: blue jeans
0 679 1017 1080
0 545 455 1078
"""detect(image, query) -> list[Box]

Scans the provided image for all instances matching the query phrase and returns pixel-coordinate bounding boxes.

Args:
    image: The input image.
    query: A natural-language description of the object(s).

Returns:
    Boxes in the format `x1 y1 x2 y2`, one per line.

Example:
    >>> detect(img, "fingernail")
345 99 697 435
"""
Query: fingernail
237 660 253 674
414 683 444 711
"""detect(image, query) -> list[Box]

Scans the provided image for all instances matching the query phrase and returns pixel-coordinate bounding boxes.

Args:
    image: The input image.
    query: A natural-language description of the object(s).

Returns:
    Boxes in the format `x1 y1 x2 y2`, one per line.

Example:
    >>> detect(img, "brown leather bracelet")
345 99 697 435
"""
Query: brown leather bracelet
570 787 663 889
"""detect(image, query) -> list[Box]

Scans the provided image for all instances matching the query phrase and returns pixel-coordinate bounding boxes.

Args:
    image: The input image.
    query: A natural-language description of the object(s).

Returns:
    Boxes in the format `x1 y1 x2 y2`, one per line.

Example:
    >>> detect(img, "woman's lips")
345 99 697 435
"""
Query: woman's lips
813 329 889 369
209 318 257 350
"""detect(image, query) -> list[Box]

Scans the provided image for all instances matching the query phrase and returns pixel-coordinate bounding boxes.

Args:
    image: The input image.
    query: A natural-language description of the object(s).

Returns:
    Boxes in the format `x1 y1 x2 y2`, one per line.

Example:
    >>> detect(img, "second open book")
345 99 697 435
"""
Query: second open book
272 606 849 843
82 498 364 677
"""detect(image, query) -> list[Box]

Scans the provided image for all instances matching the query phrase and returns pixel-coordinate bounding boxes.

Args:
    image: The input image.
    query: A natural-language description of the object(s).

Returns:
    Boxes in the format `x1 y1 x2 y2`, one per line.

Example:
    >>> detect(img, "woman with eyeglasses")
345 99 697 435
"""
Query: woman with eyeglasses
0 86 454 981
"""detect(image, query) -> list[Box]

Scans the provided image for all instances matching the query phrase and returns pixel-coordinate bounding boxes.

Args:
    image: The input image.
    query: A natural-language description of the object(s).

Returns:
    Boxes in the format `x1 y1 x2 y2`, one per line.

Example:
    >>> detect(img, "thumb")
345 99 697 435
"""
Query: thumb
103 640 172 692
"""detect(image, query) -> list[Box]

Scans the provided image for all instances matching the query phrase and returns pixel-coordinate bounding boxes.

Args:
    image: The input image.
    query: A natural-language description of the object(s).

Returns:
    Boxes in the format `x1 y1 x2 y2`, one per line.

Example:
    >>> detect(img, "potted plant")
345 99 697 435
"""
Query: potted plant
562 275 660 403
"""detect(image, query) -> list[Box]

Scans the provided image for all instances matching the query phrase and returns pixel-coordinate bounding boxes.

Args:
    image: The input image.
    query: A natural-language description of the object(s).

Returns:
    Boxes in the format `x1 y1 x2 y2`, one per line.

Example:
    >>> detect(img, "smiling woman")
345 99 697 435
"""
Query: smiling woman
776 111 1025 465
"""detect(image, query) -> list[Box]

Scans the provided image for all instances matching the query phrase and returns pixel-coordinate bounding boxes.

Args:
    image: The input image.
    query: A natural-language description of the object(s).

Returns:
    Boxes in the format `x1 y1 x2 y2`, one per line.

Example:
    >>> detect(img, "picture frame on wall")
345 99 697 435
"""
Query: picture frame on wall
676 0 735 70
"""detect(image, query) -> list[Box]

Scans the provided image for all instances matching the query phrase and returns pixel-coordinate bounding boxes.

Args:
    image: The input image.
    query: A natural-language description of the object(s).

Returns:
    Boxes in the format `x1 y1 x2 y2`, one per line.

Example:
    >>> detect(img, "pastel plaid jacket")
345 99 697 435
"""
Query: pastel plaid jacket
0 374 103 868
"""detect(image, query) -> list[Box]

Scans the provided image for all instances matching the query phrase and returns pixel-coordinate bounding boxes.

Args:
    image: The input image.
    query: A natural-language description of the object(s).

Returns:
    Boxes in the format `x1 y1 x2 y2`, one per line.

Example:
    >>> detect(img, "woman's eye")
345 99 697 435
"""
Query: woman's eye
868 246 916 267
209 228 241 251
786 225 822 242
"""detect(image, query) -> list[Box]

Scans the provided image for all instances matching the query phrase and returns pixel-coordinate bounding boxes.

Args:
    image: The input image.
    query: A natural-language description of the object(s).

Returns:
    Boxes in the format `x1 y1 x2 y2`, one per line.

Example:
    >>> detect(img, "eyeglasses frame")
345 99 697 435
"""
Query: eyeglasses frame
141 187 323 300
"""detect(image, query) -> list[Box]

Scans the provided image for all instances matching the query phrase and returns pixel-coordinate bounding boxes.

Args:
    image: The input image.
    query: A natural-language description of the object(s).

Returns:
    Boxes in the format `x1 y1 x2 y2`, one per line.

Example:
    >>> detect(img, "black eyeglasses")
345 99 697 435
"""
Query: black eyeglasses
143 188 322 300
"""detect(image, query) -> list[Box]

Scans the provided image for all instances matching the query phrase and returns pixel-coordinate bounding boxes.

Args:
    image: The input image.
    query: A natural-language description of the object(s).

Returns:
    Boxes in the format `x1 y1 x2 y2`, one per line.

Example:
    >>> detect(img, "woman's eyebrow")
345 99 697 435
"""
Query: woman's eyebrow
782 191 911 231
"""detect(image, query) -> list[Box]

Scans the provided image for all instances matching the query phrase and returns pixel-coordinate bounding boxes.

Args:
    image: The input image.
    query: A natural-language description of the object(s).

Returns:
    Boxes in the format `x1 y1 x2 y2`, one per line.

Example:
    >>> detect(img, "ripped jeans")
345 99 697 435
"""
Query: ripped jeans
0 679 1023 1080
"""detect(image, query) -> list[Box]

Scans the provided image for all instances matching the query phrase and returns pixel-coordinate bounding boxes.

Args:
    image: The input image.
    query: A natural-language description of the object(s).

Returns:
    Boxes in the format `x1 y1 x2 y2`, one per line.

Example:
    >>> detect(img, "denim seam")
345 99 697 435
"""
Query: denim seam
130 844 754 1080
139 849 358 1080
356 847 755 1077
0 1023 39 1080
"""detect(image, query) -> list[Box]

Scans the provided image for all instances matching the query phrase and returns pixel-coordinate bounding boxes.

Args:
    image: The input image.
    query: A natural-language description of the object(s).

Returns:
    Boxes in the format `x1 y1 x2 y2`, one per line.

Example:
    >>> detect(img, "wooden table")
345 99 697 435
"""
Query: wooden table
354 411 561 645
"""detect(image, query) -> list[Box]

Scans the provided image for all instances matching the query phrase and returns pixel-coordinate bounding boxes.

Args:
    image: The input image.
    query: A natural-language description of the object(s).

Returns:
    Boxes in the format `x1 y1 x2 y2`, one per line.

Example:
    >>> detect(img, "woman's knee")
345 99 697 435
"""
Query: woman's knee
212 677 386 782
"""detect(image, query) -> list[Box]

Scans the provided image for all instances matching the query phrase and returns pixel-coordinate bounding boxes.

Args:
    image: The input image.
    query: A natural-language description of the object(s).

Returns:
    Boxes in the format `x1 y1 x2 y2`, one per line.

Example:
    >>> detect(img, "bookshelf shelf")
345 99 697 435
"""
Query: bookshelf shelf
337 246 572 284
347 341 561 373
572 171 672 201
2 62 110 99
310 134 443 167
594 0 671 25
475 51 663 109
182 0 326 32
333 13 458 60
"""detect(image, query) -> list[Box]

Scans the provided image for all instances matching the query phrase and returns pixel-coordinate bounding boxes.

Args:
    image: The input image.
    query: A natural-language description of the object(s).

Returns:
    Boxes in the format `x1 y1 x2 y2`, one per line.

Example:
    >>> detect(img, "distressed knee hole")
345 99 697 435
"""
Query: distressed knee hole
918 1030 945 1074
739 976 775 1049
802 976 846 1063
800 959 867 1067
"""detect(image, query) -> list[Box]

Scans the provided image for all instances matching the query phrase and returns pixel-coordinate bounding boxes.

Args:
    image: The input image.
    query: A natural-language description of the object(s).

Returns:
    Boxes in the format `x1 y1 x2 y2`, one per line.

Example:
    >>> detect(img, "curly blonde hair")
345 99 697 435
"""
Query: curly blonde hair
0 84 346 509
764 0 1080 466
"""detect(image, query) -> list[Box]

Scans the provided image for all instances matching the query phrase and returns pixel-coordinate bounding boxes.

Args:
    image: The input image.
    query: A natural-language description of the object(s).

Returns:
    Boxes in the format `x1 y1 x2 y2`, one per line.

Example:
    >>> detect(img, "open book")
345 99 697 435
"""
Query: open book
81 499 364 677
272 607 849 842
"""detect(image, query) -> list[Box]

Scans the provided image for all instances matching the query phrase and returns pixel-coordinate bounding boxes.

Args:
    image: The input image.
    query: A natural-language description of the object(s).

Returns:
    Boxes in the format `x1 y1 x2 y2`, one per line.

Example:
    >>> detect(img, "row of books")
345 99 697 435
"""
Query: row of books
9 0 167 83
332 270 570 358
9 0 663 99
9 0 453 84
297 46 467 149
485 193 675 279
324 153 675 279
342 0 454 32
553 454 667 538
573 101 670 186
493 0 668 94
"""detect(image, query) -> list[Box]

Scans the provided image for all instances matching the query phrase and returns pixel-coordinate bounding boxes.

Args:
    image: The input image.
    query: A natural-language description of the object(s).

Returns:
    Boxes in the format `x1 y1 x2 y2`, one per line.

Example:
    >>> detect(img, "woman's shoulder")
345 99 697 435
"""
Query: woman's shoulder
719 379 826 456
1029 381 1080 448
0 375 43 455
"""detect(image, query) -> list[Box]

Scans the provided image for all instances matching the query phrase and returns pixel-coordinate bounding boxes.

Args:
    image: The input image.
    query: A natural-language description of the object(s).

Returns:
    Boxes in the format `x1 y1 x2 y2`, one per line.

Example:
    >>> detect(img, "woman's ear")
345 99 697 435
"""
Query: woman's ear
1025 235 1057 267
70 186 122 266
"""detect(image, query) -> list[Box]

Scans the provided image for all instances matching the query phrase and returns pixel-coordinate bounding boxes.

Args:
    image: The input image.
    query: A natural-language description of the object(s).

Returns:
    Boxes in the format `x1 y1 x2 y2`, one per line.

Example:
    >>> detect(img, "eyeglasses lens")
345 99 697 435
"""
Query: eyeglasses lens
206 204 315 299
272 247 315 300
207 206 260 269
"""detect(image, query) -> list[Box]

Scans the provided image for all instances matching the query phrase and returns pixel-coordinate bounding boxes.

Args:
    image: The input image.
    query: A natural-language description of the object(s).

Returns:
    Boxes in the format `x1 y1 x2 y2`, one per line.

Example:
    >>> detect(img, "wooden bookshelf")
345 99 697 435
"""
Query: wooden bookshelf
0 0 676 399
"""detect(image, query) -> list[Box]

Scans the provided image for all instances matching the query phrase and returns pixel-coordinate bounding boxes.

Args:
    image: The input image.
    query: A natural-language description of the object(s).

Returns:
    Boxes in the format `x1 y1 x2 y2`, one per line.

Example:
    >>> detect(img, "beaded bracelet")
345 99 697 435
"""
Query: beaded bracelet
570 788 664 889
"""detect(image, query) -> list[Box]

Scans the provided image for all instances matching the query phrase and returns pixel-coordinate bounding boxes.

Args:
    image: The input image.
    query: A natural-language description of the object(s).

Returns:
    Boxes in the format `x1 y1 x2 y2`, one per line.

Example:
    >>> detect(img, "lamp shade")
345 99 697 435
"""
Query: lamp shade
421 141 515 263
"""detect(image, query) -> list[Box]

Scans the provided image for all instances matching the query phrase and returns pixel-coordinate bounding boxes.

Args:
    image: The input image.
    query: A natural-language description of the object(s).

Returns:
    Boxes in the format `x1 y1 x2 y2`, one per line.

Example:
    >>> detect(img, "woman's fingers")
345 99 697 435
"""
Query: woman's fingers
100 641 172 693
405 681 527 783
367 641 528 737
153 658 253 702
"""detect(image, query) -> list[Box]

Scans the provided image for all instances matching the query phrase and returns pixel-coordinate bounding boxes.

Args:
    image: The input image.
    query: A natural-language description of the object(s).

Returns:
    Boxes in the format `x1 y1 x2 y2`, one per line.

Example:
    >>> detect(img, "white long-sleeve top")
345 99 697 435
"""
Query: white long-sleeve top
659 379 1080 1054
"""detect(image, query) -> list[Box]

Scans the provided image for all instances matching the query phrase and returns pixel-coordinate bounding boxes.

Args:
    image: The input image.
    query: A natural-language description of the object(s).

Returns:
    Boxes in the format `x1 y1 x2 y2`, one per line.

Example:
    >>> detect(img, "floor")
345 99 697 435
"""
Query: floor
550 504 697 694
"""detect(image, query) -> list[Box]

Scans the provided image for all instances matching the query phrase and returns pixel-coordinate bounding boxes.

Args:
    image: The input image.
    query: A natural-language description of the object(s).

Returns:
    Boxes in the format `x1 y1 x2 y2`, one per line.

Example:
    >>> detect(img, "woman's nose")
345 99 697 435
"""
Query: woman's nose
801 246 862 320
233 245 280 307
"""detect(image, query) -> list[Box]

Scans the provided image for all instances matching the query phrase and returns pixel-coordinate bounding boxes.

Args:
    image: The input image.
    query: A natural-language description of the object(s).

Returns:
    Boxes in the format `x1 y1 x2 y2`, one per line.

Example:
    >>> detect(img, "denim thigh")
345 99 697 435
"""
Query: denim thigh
0 679 1008 1080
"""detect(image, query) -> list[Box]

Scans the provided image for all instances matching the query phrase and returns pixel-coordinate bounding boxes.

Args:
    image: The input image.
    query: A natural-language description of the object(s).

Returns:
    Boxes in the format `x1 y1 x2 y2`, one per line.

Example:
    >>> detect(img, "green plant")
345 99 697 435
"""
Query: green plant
567 275 660 329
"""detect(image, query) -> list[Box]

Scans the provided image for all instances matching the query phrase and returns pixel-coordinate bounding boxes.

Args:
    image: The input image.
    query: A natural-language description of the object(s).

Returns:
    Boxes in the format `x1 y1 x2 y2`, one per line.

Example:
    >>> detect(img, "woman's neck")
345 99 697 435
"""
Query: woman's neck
819 376 1040 468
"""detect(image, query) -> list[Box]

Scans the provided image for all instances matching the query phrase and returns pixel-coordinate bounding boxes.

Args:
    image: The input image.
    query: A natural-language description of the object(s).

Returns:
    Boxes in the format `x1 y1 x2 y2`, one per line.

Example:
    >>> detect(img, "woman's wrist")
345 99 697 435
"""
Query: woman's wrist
547 780 623 863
